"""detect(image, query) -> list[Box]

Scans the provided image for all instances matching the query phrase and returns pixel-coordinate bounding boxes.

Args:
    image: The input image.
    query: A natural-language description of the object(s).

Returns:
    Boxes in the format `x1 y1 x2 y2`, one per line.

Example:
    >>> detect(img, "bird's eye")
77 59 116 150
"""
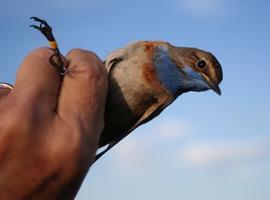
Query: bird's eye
197 60 206 69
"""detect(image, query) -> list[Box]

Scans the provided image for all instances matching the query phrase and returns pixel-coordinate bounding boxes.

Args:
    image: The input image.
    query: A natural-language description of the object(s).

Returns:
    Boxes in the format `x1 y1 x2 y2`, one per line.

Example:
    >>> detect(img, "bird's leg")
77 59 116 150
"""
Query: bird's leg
30 17 66 75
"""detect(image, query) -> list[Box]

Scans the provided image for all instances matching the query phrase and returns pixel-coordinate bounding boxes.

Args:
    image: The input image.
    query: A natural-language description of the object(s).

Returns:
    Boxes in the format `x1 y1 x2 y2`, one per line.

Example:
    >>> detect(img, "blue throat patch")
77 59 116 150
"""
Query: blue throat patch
153 46 183 96
153 46 210 96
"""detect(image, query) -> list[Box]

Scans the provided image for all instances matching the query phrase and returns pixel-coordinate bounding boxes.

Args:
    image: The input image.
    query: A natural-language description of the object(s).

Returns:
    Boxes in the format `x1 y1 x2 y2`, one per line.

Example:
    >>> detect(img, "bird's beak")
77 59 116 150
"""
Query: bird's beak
208 80 221 95
201 74 221 95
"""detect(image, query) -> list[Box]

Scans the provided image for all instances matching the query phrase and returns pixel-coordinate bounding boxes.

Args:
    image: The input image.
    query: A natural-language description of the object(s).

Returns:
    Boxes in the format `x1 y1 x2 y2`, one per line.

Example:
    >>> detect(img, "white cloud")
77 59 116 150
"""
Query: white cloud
108 115 270 173
112 137 157 174
179 138 270 168
113 135 270 173
177 0 227 18
153 118 189 141
110 117 188 172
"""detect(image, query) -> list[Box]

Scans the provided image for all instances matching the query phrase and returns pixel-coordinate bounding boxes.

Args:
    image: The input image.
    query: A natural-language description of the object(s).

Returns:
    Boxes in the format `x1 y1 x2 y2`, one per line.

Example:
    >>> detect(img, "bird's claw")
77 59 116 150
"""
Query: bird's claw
30 16 54 41
29 24 39 30
30 16 43 22
30 17 50 28
30 17 66 76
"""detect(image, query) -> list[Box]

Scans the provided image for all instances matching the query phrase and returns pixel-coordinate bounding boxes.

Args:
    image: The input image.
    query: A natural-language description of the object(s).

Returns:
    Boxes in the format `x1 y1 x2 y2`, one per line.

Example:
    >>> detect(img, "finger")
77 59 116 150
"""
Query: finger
0 83 13 97
13 48 66 115
58 49 107 136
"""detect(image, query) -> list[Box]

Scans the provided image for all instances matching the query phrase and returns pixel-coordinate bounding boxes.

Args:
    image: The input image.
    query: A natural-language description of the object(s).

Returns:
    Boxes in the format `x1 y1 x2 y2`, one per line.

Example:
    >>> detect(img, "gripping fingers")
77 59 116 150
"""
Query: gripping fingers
49 52 67 75
0 83 13 90
0 83 13 98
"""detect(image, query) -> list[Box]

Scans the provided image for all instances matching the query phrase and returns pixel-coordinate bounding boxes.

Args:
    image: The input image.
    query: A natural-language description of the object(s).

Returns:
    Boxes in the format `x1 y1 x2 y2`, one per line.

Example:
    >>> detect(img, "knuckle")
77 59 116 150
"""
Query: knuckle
81 61 106 82
17 47 54 75
66 48 96 59
20 48 54 70
86 51 100 61
27 47 53 60
67 49 107 84
66 48 85 56
67 48 101 64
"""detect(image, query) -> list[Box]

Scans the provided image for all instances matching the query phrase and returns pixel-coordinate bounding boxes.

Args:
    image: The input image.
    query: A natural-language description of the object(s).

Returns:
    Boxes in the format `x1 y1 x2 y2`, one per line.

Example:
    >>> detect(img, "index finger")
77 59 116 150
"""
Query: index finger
57 49 108 137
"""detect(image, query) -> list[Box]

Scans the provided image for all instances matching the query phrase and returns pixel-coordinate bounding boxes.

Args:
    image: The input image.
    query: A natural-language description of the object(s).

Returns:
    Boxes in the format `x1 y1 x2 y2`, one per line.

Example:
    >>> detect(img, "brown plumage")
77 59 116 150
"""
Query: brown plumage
96 41 223 160
25 18 223 161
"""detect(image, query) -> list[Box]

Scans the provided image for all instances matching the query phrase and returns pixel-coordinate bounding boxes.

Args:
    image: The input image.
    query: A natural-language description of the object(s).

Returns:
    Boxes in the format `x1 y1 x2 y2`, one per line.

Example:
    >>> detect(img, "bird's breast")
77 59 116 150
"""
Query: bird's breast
99 41 176 147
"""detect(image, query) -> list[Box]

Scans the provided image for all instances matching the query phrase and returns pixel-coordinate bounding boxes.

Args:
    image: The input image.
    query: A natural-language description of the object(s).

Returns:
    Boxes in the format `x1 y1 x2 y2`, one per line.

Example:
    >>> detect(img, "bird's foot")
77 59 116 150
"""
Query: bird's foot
49 50 66 75
30 17 55 42
30 17 66 75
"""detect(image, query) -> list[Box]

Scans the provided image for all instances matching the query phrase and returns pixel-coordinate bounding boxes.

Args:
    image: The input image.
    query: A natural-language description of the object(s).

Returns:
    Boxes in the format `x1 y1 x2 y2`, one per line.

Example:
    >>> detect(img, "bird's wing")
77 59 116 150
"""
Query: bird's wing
95 96 171 162
95 44 172 162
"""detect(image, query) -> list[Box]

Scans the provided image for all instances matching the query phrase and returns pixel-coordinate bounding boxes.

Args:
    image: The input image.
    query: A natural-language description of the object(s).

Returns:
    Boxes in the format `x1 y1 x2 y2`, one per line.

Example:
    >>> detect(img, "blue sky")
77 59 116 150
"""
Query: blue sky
0 0 270 199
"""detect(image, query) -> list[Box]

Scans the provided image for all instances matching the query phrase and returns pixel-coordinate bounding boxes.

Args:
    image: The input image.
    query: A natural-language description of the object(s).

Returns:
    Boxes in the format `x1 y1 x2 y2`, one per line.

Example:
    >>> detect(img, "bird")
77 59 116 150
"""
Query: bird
0 17 223 161
97 40 222 160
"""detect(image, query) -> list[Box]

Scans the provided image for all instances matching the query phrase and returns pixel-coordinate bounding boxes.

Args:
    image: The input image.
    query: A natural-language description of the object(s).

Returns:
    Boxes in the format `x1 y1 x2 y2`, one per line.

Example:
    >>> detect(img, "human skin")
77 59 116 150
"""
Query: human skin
0 48 108 199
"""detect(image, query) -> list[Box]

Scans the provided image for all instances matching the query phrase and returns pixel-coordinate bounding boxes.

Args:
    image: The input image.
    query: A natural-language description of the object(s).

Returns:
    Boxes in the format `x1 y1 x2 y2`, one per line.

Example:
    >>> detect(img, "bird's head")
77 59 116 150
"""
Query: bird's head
106 41 223 97
167 45 223 95
151 42 222 97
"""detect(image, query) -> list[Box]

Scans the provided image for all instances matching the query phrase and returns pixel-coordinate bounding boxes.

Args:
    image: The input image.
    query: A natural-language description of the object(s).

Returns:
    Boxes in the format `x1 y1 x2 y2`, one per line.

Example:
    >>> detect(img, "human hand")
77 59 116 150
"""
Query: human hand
0 48 107 200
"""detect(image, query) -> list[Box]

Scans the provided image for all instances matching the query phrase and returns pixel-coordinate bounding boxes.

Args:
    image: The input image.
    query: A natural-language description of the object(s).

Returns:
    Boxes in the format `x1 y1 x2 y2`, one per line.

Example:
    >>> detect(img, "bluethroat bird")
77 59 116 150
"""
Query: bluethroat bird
0 17 223 161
